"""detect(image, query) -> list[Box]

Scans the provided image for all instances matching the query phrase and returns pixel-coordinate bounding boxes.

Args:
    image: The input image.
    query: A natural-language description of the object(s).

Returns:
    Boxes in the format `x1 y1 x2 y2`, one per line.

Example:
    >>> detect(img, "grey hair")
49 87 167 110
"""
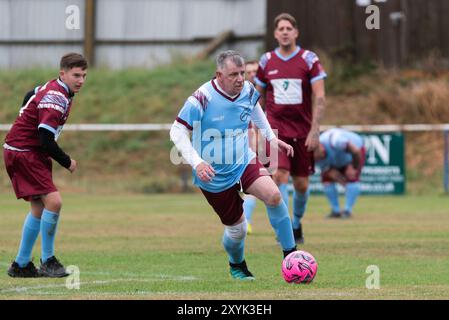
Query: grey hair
216 50 245 70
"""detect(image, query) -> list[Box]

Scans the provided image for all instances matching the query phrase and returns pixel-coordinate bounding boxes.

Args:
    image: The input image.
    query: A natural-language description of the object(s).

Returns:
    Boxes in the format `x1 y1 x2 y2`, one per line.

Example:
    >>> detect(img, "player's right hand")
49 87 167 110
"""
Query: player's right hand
68 159 77 173
305 127 320 152
196 162 215 182
271 138 294 158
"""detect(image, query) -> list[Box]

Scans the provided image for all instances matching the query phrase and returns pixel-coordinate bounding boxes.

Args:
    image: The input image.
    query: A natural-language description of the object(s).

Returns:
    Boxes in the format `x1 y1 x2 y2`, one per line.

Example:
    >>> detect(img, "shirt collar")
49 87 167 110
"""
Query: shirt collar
211 78 241 102
57 78 74 97
213 79 239 99
274 45 301 62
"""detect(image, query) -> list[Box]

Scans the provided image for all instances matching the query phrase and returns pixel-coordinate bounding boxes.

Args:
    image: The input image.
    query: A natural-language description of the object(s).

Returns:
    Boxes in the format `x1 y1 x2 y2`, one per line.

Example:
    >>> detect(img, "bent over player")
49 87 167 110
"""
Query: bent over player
4 53 87 278
170 50 297 280
314 128 366 218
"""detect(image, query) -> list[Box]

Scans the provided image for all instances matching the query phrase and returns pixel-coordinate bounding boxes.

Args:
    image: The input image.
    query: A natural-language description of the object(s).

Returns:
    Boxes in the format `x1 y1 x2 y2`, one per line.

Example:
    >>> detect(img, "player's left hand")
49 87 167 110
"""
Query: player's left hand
345 165 358 181
271 138 294 157
68 159 77 173
326 168 347 185
196 161 215 182
305 127 320 152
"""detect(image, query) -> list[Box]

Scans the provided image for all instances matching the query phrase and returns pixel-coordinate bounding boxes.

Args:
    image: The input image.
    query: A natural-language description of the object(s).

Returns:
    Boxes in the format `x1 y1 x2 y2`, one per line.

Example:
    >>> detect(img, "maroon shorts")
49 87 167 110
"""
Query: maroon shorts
200 159 270 226
265 135 315 177
3 149 57 201
321 147 366 183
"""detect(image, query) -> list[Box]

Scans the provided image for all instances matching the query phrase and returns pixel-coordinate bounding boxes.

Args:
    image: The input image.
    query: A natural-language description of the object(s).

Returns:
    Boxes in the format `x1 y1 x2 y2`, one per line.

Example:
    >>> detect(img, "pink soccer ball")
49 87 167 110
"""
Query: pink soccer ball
282 250 318 284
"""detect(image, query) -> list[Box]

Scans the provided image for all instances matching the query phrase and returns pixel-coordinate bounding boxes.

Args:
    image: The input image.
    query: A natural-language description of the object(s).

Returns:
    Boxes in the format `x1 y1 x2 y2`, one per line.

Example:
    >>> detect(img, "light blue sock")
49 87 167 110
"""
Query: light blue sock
345 182 361 213
278 183 290 211
292 189 310 229
222 232 245 264
41 209 60 263
16 213 41 267
266 201 295 251
243 196 257 224
323 183 340 213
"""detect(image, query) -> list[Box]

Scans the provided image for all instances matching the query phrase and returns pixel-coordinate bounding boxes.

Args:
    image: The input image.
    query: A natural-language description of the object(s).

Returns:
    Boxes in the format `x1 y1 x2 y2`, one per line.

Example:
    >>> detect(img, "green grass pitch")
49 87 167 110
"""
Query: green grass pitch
0 193 448 300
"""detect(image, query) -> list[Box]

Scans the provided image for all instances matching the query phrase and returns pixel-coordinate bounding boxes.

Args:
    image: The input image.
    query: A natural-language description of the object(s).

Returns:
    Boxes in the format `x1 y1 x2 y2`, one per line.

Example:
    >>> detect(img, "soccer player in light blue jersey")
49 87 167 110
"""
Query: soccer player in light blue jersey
170 51 297 280
314 128 366 218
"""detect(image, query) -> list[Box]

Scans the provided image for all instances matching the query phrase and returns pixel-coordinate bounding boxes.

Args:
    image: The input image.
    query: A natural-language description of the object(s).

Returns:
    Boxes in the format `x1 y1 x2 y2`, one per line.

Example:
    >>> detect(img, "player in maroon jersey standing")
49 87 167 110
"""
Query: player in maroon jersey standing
3 53 88 278
252 13 327 244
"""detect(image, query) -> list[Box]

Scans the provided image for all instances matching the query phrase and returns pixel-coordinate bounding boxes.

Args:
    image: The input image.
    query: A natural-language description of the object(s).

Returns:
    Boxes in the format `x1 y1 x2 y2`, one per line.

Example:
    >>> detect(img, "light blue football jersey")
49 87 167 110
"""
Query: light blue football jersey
317 128 364 171
175 79 260 192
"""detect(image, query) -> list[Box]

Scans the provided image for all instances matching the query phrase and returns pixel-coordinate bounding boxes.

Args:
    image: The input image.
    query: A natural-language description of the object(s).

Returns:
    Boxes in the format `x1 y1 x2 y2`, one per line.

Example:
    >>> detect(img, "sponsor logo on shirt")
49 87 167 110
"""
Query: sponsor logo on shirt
212 115 224 122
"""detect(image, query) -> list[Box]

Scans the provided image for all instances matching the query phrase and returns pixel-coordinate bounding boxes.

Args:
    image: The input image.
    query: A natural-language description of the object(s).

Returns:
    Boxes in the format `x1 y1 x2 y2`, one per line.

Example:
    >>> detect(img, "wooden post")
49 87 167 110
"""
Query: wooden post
399 0 408 66
84 0 96 67
444 130 449 194
196 30 234 60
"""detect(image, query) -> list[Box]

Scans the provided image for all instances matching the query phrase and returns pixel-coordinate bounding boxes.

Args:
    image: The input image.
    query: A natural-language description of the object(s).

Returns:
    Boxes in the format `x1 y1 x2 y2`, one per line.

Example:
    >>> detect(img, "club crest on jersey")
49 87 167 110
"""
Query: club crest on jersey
240 107 251 122
268 69 279 76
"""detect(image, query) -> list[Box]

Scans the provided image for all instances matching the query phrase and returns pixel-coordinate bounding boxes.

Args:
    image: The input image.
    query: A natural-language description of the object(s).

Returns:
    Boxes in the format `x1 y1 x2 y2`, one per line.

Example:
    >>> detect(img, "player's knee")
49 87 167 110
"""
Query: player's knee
53 203 62 213
265 189 282 207
273 170 289 185
43 192 63 213
224 219 247 241
47 199 62 213
293 179 309 194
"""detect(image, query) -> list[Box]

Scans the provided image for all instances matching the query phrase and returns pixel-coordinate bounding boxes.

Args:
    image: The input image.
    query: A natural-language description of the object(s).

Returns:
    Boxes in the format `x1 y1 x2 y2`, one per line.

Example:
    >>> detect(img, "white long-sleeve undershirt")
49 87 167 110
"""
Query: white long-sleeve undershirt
169 121 204 169
250 103 276 141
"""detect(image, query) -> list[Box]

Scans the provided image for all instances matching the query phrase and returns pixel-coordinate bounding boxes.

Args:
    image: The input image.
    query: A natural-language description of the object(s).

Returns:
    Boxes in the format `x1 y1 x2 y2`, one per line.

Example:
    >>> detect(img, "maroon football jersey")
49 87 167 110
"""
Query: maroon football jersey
5 79 73 150
255 47 326 139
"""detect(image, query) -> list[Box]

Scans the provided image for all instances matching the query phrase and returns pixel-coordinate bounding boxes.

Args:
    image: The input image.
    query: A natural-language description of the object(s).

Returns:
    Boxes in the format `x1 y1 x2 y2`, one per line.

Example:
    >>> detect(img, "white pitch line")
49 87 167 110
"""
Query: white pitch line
2 290 196 297
0 279 143 294
0 277 197 294
0 261 198 281
81 271 198 281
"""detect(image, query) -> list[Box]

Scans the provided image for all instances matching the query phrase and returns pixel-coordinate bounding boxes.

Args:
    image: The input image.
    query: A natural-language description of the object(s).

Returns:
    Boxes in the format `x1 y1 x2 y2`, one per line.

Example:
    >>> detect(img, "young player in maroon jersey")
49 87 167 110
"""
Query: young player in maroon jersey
4 53 88 278
252 13 327 244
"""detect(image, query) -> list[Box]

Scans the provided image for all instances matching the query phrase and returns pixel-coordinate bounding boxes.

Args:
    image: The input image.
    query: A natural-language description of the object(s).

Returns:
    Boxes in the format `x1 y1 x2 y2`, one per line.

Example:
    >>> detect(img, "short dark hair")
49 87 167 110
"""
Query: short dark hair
274 13 298 30
60 53 88 70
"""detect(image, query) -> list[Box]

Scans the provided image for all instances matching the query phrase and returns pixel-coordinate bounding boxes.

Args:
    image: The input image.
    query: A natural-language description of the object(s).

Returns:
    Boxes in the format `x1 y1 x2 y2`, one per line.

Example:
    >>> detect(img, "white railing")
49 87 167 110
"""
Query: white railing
1 123 448 192
1 123 449 132
0 123 173 131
